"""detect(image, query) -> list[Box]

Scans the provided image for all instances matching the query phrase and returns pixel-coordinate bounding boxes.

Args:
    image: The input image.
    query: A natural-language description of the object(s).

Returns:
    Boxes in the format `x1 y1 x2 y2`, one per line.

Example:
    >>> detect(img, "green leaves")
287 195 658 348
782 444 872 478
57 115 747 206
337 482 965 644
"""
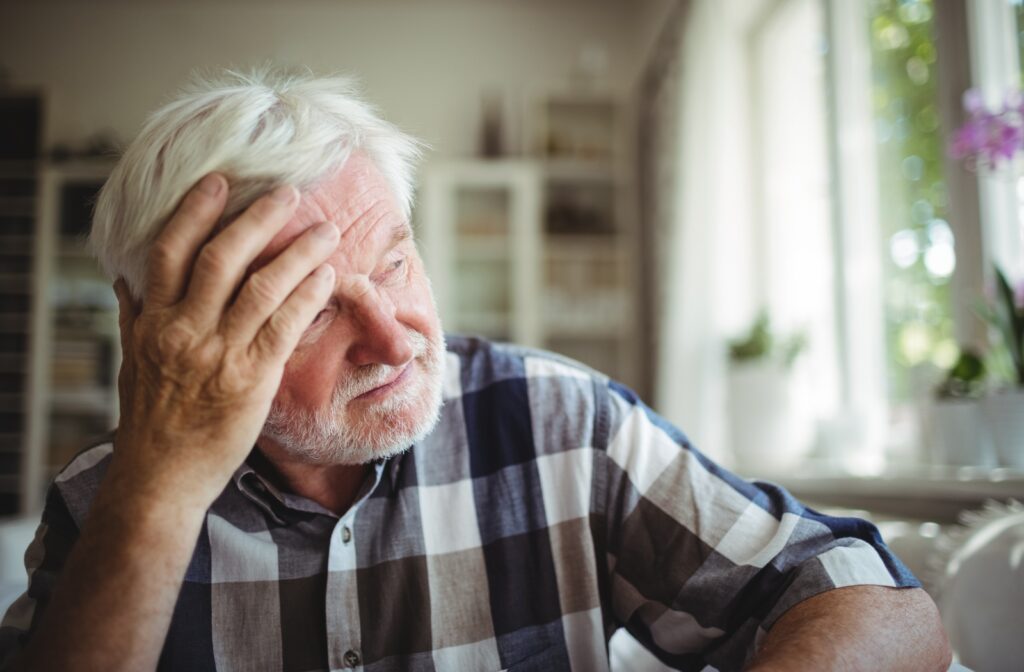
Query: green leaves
728 310 807 369
936 348 986 399
993 266 1024 385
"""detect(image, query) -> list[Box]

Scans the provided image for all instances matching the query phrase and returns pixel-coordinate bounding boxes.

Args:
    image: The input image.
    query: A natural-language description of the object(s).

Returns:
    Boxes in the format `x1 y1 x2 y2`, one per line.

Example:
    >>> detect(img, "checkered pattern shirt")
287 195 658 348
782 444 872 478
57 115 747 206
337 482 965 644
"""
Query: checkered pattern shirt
1 336 918 671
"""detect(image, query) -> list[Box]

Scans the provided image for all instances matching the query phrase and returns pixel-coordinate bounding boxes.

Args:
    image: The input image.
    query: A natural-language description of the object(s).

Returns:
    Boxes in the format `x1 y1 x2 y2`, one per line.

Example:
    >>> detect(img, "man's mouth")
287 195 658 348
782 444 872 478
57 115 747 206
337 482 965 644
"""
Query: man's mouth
353 362 413 401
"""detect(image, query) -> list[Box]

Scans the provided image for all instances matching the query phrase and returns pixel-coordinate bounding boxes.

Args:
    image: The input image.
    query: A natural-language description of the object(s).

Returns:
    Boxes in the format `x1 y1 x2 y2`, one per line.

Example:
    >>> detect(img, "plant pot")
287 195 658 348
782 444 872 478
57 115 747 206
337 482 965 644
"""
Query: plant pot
983 389 1024 469
726 360 806 476
925 398 995 467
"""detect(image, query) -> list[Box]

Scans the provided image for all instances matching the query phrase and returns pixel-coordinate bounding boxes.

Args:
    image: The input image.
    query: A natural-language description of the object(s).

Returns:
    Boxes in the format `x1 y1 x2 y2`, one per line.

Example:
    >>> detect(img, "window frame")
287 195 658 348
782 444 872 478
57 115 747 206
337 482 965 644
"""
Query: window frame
818 0 997 467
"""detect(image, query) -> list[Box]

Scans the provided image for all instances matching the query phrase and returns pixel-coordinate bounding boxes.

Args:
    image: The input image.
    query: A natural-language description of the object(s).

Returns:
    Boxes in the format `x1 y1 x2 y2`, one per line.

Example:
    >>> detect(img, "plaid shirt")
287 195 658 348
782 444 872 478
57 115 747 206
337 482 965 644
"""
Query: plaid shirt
1 336 918 671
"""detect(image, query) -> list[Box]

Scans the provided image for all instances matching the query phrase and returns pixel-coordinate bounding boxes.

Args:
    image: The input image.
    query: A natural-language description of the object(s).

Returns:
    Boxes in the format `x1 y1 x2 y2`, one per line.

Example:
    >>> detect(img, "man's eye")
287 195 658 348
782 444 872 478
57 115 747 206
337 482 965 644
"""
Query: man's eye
378 256 405 280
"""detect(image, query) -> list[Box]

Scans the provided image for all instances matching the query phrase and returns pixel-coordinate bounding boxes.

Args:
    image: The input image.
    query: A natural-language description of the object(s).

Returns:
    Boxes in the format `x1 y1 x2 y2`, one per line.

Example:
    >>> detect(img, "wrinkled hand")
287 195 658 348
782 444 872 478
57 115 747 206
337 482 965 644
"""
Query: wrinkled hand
109 174 338 508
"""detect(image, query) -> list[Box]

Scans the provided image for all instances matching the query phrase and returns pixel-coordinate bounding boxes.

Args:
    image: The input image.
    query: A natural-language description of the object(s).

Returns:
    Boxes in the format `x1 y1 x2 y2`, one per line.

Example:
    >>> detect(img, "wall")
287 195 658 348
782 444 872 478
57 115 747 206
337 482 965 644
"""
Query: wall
0 0 676 159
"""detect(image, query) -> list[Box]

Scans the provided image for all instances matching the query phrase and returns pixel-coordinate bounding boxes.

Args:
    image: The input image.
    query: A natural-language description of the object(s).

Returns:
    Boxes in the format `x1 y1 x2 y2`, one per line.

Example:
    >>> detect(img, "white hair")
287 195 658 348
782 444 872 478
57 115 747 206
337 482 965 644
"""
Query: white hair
90 68 424 300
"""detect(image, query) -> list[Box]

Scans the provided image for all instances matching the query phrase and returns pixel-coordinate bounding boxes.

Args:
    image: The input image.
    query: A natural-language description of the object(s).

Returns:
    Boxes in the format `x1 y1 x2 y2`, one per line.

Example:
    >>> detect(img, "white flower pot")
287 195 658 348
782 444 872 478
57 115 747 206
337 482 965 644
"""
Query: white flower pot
925 398 995 467
726 361 805 476
983 389 1024 469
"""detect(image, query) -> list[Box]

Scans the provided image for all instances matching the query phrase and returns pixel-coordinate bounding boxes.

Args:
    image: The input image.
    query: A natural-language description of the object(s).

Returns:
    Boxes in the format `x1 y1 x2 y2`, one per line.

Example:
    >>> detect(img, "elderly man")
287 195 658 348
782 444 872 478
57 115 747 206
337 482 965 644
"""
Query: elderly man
0 71 948 671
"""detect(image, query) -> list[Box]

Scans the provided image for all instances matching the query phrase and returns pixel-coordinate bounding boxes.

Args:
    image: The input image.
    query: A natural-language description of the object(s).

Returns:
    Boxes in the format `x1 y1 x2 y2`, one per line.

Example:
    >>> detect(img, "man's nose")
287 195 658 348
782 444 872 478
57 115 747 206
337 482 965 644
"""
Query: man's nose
346 292 414 367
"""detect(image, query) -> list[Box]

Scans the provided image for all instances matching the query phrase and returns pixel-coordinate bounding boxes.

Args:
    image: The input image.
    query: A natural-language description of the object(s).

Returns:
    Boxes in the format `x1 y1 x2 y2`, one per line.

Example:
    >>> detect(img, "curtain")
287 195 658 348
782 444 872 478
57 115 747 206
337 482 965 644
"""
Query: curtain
647 0 759 464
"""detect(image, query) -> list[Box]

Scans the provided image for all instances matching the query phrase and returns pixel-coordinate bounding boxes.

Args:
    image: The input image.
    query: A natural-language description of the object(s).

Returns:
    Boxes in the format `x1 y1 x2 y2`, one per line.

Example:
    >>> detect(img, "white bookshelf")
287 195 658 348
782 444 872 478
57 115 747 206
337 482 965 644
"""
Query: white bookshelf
417 90 641 389
533 91 639 389
418 160 543 347
24 161 118 511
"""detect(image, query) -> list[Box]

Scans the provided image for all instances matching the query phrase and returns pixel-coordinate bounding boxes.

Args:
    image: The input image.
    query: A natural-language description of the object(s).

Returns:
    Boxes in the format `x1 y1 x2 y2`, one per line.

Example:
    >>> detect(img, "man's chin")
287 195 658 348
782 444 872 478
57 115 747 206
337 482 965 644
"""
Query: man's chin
262 384 443 467
262 331 446 467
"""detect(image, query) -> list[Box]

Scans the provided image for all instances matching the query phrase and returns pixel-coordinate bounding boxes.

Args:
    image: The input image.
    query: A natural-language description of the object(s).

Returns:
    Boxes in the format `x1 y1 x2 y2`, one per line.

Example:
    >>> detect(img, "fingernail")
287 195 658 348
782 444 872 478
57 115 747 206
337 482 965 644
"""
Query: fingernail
313 221 338 239
199 174 222 196
271 185 297 204
314 264 334 281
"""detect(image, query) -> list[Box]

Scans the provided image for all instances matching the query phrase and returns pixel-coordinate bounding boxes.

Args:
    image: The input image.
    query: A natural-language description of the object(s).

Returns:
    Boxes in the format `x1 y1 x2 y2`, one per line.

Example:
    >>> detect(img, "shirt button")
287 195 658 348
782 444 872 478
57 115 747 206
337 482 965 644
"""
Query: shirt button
343 649 361 667
342 526 352 544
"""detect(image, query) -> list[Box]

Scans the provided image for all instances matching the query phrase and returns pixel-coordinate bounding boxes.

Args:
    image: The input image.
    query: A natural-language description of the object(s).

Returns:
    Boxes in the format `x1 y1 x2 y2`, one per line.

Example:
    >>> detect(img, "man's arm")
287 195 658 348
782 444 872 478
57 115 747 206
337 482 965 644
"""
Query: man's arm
746 585 952 671
12 175 338 671
593 383 951 669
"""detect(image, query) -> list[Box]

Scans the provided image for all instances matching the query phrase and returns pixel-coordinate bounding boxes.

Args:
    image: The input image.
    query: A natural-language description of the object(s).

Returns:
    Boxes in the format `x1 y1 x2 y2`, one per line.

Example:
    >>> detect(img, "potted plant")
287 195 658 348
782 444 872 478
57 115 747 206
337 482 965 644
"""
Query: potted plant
975 266 1024 468
949 92 1024 468
926 349 995 467
725 311 808 475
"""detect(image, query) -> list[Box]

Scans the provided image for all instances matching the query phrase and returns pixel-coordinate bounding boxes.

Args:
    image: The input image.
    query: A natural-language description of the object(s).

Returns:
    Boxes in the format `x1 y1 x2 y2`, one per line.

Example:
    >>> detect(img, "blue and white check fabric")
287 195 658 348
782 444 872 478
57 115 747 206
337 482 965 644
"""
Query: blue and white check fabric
0 335 918 671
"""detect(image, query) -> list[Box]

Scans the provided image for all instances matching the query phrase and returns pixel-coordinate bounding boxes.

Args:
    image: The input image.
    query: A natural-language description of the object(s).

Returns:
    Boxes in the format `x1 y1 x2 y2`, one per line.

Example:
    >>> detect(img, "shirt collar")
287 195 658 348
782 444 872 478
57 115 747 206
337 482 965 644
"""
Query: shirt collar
231 448 387 521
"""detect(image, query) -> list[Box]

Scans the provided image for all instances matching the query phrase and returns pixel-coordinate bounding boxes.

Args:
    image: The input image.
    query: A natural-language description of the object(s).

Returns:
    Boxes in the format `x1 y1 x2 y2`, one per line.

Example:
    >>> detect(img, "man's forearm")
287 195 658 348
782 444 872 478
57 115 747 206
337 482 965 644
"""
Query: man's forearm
16 463 208 672
745 586 951 672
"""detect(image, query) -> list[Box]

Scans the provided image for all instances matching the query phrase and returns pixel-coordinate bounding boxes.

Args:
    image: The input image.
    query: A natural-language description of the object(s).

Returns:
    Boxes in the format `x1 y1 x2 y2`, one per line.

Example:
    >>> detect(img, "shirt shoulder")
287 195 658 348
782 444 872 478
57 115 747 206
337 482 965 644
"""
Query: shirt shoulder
444 333 614 393
440 335 647 458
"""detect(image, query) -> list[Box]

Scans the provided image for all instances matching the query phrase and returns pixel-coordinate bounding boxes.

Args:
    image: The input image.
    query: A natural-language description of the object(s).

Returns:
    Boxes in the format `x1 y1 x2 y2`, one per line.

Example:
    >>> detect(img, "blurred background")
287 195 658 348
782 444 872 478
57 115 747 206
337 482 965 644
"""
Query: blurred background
1 0 1023 669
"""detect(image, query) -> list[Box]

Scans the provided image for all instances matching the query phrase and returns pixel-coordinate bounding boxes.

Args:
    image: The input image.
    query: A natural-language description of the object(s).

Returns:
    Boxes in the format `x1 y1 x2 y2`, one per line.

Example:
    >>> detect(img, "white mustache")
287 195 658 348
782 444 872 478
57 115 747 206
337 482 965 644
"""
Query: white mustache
334 330 430 401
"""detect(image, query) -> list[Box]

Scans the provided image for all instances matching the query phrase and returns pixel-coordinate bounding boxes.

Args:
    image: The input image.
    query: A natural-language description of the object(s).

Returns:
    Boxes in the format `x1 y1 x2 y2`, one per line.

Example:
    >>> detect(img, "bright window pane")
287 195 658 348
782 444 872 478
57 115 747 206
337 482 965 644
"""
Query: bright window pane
867 0 955 404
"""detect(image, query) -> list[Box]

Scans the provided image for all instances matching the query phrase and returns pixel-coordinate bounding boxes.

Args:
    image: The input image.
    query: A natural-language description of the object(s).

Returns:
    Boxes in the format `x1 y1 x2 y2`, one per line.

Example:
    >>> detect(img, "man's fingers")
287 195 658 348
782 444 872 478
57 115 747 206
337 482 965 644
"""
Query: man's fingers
145 174 227 307
251 264 335 363
222 221 339 342
182 185 300 318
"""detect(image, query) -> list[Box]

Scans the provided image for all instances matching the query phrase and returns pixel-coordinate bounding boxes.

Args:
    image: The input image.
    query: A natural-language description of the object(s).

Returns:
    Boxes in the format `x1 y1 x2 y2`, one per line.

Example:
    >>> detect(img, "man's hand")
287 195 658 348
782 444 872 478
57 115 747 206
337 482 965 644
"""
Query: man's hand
17 175 338 672
110 173 337 508
745 586 952 671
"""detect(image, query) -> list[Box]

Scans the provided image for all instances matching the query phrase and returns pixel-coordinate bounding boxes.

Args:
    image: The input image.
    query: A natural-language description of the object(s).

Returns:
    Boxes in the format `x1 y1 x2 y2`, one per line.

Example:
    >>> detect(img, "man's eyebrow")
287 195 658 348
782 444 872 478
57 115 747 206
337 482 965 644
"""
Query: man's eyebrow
387 221 413 248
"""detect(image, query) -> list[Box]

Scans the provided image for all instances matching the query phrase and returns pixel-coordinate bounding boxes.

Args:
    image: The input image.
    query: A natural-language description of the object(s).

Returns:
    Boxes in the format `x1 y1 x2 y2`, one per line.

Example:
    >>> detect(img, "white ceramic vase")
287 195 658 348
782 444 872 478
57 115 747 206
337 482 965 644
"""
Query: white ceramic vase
926 398 996 467
726 360 806 476
983 388 1024 469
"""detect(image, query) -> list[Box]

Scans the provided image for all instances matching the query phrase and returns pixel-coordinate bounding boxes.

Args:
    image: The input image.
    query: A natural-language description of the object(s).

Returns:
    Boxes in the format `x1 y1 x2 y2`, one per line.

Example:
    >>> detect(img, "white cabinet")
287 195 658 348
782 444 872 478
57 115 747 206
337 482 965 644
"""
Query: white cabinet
419 93 640 389
419 160 543 347
534 94 638 389
417 92 638 391
415 97 638 389
24 161 118 510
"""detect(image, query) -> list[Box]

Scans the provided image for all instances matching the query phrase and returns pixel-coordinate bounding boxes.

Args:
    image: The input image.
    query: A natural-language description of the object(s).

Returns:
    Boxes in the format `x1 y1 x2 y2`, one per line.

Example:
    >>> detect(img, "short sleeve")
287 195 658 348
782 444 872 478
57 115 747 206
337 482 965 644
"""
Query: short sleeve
595 381 919 671
0 484 81 670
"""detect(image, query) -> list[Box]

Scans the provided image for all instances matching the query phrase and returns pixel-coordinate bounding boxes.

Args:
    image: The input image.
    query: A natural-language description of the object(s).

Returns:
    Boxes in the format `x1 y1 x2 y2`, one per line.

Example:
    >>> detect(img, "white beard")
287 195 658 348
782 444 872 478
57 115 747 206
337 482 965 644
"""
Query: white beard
261 329 445 465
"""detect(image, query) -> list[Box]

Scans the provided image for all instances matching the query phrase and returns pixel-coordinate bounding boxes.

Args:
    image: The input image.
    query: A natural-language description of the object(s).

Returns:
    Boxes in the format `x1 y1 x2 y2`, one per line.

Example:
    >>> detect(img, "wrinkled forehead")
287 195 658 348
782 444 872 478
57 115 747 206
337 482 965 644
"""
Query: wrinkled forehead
252 151 408 269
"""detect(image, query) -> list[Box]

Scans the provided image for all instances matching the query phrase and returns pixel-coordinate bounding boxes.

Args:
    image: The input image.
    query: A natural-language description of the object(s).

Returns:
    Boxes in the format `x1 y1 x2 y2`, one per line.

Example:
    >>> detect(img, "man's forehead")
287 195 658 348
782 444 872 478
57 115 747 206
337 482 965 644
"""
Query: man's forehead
254 152 409 267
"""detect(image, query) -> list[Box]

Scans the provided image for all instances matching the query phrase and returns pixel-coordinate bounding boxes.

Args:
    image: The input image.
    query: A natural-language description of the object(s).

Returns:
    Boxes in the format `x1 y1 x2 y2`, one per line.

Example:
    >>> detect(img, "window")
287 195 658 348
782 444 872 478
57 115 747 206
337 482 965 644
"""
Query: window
868 0 956 408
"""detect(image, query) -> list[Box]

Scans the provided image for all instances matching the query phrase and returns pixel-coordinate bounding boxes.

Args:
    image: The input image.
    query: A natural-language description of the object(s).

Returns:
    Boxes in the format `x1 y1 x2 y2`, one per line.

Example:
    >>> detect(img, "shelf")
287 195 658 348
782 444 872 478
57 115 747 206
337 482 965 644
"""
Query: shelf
546 235 626 256
57 242 94 259
544 321 628 338
456 237 511 260
0 275 30 291
0 197 34 216
0 161 39 177
0 356 26 373
456 311 510 335
543 159 616 183
0 236 34 254
50 388 116 415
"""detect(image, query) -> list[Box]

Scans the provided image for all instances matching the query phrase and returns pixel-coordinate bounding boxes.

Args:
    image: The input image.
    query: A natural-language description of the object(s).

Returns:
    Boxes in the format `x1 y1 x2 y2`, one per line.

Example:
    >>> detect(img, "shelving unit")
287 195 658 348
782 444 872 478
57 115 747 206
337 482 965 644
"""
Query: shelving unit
418 160 543 347
0 91 43 515
532 92 639 389
24 161 117 511
418 91 641 390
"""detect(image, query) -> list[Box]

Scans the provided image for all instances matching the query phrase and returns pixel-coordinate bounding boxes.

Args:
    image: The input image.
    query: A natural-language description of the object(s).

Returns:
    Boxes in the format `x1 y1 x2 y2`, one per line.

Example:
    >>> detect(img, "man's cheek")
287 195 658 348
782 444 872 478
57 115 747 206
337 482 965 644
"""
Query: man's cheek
280 350 342 408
